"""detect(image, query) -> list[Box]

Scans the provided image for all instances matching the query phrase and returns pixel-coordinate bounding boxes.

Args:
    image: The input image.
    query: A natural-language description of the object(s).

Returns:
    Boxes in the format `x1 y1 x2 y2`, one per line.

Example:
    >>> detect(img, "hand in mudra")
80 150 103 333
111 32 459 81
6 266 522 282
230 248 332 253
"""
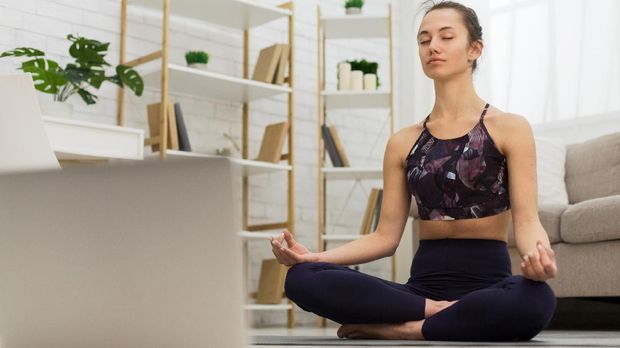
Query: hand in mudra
270 229 319 266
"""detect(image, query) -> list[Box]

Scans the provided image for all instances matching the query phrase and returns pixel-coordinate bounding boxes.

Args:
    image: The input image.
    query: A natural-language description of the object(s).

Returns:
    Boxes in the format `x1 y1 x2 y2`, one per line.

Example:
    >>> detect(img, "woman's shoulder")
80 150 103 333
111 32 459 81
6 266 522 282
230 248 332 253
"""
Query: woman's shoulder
484 106 533 156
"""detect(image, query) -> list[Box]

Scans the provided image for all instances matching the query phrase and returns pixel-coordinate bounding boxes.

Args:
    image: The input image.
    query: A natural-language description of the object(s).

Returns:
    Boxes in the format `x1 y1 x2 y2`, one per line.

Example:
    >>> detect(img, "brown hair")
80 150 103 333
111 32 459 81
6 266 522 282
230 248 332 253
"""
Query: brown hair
418 0 483 73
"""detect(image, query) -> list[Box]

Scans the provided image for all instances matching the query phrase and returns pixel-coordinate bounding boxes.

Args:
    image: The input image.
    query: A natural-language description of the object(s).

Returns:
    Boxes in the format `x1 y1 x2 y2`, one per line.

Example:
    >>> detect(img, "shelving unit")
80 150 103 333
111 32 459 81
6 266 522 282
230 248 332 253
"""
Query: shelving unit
118 0 296 328
316 4 395 327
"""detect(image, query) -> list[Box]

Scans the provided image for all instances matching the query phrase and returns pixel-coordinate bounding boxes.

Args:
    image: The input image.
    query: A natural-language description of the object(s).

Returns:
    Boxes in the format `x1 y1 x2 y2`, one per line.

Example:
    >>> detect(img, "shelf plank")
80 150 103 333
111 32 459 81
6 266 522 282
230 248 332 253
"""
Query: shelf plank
238 231 281 240
322 90 390 109
321 167 382 181
243 304 292 311
321 15 389 39
43 116 144 160
139 63 291 103
129 0 291 30
321 234 360 242
147 150 291 177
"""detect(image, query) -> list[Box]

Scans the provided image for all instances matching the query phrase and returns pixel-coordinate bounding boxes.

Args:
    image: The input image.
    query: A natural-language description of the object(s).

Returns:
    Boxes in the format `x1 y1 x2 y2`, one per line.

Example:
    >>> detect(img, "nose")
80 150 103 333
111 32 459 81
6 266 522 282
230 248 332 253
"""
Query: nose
428 37 440 54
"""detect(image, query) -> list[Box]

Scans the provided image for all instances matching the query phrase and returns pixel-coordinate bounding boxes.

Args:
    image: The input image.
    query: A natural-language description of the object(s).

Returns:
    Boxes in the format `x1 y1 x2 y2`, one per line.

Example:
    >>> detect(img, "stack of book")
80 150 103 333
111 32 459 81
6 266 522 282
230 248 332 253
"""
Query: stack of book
321 123 349 167
361 188 383 234
252 43 291 85
147 101 191 152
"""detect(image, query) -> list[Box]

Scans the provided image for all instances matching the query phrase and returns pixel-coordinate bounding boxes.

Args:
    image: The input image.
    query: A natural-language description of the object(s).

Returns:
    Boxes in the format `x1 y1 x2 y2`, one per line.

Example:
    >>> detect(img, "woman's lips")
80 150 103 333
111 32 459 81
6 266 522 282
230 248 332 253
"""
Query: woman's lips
428 59 444 64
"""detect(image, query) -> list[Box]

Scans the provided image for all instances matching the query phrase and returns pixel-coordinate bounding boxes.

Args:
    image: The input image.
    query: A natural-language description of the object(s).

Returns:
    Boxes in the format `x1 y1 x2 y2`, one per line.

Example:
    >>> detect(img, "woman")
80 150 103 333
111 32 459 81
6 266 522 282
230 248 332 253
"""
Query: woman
270 0 558 341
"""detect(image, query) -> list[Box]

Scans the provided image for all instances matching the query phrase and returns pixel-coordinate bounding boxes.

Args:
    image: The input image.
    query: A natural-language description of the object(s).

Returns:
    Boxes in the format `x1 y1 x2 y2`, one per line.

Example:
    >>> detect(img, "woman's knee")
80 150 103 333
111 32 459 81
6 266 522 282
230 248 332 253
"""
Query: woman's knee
512 276 557 334
284 262 327 301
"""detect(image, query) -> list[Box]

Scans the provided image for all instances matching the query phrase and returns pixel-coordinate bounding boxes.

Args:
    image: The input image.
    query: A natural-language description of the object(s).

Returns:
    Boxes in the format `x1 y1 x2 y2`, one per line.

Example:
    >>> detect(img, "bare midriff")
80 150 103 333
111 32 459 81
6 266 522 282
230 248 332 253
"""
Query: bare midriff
417 210 511 242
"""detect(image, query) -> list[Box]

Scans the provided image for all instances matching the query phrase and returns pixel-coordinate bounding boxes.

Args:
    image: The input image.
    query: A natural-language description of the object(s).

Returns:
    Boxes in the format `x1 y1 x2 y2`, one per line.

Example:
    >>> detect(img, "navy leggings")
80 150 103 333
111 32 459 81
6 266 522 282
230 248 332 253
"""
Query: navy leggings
284 238 557 341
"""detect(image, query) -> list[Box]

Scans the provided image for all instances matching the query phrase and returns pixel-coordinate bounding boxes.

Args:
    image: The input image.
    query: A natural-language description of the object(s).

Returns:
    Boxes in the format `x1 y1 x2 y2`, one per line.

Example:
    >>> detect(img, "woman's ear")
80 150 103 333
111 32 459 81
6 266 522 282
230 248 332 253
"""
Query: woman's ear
468 39 484 62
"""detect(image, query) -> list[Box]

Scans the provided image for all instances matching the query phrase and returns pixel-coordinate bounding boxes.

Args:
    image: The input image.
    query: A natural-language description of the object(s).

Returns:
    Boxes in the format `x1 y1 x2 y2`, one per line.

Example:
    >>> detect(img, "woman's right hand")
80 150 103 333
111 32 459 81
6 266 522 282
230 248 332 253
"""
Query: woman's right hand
270 229 319 266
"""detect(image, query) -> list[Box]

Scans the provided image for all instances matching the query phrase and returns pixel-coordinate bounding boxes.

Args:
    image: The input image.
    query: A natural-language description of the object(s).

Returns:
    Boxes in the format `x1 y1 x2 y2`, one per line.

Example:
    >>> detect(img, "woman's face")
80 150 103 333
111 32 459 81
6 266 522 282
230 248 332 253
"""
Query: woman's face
417 8 482 80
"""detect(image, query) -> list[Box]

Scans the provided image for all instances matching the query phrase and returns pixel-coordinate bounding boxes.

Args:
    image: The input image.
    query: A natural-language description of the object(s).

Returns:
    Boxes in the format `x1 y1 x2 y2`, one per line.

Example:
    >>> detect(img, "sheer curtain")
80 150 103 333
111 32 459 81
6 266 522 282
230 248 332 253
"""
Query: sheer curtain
400 0 620 126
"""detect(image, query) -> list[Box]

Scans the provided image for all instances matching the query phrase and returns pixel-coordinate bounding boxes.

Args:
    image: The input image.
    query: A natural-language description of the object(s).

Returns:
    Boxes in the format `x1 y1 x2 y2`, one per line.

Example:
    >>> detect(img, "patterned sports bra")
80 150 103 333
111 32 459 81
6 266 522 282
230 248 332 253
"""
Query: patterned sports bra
405 103 510 220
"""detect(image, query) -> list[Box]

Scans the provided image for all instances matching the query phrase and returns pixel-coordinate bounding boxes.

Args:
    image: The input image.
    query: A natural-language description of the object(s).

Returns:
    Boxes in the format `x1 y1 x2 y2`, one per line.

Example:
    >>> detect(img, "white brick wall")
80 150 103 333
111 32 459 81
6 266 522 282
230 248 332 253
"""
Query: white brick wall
0 0 401 327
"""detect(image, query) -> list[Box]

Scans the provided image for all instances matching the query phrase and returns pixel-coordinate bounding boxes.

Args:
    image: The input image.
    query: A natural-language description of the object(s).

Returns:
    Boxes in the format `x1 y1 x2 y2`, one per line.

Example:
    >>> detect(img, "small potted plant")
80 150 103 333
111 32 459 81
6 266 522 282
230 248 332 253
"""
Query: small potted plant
0 34 144 118
345 0 364 15
185 50 209 70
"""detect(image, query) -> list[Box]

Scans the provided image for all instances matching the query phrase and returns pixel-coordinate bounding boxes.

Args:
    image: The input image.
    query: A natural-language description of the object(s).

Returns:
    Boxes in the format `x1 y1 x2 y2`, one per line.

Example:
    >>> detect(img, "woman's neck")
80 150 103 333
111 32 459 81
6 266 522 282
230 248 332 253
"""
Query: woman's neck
431 72 485 122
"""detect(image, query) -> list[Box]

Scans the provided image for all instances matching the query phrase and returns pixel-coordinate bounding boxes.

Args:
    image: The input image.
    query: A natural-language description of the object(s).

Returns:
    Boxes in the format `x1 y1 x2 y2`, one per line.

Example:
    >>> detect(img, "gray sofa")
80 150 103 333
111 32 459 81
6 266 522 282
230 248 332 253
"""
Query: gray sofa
410 131 620 298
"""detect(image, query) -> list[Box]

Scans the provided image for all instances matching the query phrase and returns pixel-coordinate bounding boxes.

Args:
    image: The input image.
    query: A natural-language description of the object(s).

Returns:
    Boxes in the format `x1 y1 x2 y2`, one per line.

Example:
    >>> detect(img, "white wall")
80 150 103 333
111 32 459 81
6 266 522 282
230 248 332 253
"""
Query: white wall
0 0 401 327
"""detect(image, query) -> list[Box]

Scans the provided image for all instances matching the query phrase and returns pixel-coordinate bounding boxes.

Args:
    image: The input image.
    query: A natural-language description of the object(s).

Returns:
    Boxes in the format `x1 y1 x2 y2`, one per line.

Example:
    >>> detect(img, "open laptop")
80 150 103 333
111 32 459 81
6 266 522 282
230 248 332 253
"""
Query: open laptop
0 157 246 348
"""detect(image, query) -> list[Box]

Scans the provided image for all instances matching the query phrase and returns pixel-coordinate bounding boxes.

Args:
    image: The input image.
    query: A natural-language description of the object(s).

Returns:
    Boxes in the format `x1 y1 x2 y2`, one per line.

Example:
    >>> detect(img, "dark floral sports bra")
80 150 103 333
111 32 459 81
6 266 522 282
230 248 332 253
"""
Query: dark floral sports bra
405 103 510 220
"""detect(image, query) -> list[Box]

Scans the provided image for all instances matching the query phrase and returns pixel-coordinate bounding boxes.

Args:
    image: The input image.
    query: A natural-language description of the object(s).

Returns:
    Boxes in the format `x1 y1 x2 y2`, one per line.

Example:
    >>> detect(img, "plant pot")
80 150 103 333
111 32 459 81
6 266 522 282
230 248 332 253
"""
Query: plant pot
346 7 362 15
188 63 208 70
39 100 74 118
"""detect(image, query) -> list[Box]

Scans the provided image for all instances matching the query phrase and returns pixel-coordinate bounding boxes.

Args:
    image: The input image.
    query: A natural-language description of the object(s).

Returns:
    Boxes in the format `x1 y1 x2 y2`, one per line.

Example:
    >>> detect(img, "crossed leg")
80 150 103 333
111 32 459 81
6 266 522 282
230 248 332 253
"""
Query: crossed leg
285 262 556 341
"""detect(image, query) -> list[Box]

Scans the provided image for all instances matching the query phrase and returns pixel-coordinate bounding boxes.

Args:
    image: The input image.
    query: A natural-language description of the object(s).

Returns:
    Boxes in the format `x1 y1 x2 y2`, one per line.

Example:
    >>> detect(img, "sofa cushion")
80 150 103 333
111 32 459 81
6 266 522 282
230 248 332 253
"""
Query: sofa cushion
507 203 566 247
565 132 620 204
561 194 620 243
535 136 568 205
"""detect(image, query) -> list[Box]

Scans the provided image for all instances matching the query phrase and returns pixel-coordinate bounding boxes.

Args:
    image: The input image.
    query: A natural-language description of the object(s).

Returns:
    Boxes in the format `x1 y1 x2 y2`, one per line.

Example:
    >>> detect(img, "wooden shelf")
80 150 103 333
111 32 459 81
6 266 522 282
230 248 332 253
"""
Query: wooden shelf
321 234 360 242
138 62 291 103
146 150 291 176
243 304 292 311
321 14 389 39
43 116 144 160
322 167 382 181
322 90 390 109
129 0 291 30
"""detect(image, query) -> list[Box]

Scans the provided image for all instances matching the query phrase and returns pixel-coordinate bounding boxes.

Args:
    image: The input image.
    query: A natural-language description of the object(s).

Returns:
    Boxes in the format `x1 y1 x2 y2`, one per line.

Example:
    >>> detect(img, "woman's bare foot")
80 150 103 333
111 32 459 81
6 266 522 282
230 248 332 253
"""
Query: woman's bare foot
425 299 459 318
337 320 425 340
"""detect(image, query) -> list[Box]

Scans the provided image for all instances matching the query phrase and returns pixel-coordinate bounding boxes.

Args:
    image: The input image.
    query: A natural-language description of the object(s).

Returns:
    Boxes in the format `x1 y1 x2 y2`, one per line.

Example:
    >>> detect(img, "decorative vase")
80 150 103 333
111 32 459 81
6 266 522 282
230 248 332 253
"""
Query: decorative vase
188 62 208 70
346 7 362 15
39 100 74 118
337 62 351 91
350 70 364 91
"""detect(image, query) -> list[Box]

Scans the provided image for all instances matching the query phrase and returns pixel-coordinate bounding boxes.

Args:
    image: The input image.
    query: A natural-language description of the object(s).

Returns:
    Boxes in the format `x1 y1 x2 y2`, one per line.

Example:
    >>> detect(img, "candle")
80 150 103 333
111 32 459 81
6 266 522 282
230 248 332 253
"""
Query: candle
350 70 363 91
338 62 351 90
364 73 377 90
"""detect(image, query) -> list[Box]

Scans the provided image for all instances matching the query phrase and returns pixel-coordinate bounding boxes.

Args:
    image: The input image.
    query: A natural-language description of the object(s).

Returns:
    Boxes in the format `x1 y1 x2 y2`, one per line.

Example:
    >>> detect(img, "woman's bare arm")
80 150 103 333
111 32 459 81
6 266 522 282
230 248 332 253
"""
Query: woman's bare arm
316 132 413 265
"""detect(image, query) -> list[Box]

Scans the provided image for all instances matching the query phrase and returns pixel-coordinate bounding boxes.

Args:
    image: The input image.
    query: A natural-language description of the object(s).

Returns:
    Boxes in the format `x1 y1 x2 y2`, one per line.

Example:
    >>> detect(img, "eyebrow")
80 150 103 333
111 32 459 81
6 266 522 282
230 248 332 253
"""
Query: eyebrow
417 26 455 38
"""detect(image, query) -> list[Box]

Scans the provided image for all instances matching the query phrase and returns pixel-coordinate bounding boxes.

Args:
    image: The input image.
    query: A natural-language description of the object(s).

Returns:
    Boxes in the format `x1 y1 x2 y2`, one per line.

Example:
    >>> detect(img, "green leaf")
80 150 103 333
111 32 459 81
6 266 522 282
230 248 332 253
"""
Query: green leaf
116 65 144 96
67 34 110 68
77 88 98 105
0 47 45 58
21 58 66 94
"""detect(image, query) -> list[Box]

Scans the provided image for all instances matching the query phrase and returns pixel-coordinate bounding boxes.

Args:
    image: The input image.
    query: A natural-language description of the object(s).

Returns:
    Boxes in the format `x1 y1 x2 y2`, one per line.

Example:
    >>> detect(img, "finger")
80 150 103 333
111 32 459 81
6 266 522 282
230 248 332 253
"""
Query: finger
537 243 554 274
526 253 546 280
281 246 301 263
272 239 295 265
283 230 296 247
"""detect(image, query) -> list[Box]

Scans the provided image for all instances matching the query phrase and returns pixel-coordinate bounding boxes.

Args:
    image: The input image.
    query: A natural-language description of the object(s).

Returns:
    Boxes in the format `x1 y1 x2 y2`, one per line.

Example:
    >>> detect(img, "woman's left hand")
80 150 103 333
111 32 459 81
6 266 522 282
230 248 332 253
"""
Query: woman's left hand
521 240 558 282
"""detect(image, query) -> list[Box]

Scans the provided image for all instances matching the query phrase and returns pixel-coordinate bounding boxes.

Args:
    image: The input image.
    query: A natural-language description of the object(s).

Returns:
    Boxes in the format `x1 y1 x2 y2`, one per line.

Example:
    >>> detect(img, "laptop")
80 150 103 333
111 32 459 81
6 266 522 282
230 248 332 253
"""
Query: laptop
0 157 246 348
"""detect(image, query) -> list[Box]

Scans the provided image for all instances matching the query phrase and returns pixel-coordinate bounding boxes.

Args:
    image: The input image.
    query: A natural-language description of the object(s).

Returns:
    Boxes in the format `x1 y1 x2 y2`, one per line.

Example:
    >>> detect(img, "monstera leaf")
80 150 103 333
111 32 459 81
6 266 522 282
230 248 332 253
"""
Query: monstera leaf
20 58 66 94
116 65 144 96
0 47 45 58
67 34 110 69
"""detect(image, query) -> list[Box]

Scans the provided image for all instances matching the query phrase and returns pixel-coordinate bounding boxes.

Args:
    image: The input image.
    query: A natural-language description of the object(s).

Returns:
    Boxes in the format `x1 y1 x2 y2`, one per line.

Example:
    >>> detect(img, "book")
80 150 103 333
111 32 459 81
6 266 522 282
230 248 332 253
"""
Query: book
255 121 289 163
327 125 350 167
147 102 179 152
371 188 383 231
256 258 287 304
174 102 192 152
321 123 342 167
273 44 290 85
252 44 282 83
360 188 381 234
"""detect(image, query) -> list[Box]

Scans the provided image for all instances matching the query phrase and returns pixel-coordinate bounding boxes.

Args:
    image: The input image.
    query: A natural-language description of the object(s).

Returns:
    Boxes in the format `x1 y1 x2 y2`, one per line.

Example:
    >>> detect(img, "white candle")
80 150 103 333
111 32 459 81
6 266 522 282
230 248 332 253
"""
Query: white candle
338 62 351 90
350 70 363 91
364 73 377 90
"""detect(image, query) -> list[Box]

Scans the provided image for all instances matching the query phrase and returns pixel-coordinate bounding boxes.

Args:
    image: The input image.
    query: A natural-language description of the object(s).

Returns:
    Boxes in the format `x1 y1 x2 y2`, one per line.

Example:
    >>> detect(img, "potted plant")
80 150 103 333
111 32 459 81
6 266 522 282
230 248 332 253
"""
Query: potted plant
185 50 209 70
345 0 364 15
0 34 144 118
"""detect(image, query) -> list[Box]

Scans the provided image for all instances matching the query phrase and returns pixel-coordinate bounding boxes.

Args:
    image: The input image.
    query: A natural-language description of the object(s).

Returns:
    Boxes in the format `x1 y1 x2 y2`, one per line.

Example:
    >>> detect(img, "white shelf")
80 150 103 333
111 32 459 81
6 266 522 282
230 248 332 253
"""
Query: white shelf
129 0 291 30
243 304 292 311
238 231 281 240
138 62 291 103
322 167 382 181
321 234 360 242
322 90 390 109
147 150 291 177
321 15 389 39
42 116 144 160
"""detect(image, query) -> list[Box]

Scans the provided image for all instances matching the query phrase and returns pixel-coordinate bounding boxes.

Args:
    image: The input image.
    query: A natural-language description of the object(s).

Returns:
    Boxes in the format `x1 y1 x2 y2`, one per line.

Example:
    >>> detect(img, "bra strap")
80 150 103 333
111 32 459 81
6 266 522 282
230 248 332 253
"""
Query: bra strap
480 102 490 120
